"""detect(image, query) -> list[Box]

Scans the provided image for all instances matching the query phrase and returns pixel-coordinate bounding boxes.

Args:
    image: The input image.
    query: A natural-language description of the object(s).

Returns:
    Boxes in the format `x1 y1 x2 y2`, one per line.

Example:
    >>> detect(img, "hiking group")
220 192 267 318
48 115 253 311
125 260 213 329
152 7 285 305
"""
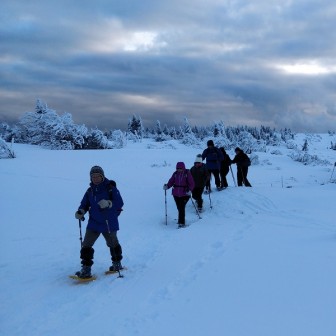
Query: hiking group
164 140 252 228
72 140 252 279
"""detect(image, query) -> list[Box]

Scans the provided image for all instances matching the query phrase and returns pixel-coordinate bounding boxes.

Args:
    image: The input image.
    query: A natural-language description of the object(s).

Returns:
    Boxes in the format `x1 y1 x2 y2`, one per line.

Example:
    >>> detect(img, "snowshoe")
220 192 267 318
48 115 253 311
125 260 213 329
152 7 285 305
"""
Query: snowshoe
109 261 122 272
75 265 92 279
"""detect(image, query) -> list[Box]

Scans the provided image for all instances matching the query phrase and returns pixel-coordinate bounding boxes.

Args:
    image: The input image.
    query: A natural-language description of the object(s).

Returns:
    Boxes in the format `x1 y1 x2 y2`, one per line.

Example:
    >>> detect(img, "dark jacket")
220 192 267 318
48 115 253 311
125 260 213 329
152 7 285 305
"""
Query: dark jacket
190 163 209 188
232 151 251 168
79 178 124 232
220 151 232 170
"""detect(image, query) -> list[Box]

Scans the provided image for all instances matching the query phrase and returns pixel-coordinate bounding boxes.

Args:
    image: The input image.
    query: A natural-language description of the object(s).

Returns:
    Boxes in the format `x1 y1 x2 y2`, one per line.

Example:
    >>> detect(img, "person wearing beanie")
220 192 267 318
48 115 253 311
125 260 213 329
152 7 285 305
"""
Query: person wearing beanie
231 147 252 187
73 165 125 278
201 140 224 191
219 147 232 188
163 162 195 228
190 155 210 211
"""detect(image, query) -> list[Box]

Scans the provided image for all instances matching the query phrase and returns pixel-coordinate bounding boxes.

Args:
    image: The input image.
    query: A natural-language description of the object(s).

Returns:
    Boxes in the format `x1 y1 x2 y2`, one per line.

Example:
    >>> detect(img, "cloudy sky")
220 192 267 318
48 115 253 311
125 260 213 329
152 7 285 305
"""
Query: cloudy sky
1 0 336 132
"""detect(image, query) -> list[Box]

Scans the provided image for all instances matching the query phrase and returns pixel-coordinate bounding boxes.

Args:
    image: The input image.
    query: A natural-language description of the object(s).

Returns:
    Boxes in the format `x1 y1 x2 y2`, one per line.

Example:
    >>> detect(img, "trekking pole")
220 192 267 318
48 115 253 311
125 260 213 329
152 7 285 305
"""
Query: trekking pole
230 165 237 187
331 162 336 181
208 191 212 209
164 189 168 225
78 218 84 248
190 196 202 219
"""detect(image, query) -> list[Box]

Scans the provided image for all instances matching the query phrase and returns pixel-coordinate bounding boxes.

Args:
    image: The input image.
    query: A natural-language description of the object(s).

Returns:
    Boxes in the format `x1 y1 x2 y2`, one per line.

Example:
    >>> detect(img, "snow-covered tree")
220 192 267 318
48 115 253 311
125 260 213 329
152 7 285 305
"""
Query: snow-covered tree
19 100 87 149
127 114 144 141
108 130 127 149
0 136 15 158
302 139 309 151
84 128 109 149
154 120 166 142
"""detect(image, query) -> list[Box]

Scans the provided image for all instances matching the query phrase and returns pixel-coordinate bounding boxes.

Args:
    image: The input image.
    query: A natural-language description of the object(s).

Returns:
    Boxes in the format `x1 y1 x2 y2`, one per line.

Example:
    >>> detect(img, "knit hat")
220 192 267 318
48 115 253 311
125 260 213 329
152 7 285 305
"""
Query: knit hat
176 162 186 170
90 165 105 179
194 155 203 163
207 140 214 146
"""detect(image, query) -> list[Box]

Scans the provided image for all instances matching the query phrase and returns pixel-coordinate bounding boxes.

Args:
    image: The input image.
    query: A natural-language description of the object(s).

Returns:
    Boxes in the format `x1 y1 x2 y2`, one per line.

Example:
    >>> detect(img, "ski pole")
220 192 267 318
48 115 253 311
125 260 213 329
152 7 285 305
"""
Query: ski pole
331 162 336 181
190 196 202 219
230 165 237 187
164 189 168 225
208 190 212 209
78 218 84 248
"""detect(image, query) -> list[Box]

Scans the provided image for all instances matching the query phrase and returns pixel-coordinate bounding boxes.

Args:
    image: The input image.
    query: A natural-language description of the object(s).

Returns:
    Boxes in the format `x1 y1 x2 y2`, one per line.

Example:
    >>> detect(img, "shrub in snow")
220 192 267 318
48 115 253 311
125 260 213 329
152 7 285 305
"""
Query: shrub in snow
289 150 331 166
108 130 127 149
19 99 87 149
0 137 15 158
270 149 282 155
84 128 110 149
286 141 298 150
234 131 266 153
250 153 259 165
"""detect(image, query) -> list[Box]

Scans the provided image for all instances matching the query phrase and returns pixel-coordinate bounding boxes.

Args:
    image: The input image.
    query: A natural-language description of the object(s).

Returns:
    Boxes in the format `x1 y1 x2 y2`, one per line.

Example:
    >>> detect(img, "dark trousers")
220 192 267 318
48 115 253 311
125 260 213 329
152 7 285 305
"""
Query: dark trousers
173 196 190 224
220 167 229 188
80 229 123 266
237 167 252 187
192 187 204 208
206 169 221 189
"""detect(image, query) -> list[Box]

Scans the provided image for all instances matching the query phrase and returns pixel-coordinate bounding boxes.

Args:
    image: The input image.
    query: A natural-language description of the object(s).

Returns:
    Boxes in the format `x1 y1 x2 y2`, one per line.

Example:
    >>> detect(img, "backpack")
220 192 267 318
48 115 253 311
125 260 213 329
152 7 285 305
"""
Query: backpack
173 170 190 190
207 148 219 162
244 155 251 167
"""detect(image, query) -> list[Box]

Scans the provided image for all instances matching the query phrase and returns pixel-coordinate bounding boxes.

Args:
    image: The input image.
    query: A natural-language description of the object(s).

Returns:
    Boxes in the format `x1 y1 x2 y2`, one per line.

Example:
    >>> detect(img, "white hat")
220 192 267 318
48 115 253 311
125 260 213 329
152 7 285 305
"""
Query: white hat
194 156 203 163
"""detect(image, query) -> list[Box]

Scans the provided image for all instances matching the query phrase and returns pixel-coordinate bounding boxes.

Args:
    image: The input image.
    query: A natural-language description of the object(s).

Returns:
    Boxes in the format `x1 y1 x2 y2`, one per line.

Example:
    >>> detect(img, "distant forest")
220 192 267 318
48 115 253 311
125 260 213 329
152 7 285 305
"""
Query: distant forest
1 99 335 153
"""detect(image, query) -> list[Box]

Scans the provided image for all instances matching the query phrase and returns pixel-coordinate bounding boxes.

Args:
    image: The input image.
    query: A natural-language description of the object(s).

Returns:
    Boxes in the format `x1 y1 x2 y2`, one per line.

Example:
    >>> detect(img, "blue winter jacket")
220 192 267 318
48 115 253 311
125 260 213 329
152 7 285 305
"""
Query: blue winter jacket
202 147 224 170
78 178 124 233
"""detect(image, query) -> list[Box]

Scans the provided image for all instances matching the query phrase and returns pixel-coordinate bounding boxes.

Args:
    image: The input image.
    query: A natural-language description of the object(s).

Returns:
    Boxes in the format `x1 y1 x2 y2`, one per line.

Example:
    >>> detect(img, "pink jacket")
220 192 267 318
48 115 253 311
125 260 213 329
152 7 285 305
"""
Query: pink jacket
166 162 195 197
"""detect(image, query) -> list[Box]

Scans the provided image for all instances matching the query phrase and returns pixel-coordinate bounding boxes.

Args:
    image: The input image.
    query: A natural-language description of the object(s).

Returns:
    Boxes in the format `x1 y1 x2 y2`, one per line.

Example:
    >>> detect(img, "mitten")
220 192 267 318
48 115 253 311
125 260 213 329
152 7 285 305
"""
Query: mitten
75 209 85 219
98 199 112 209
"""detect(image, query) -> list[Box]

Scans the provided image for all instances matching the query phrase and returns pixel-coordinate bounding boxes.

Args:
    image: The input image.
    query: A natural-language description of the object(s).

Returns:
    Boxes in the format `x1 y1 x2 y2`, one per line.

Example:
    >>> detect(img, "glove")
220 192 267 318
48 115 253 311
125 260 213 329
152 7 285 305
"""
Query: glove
98 199 112 209
75 209 85 220
163 184 168 190
186 191 191 196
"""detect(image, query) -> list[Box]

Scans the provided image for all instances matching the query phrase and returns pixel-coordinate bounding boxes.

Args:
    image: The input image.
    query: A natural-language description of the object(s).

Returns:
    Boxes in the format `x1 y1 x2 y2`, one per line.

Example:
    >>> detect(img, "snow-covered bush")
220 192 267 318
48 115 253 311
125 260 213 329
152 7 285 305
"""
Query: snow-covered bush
0 137 15 158
289 150 331 166
286 141 298 150
109 130 127 149
84 128 110 149
250 153 259 165
234 131 266 153
270 149 282 155
19 100 87 149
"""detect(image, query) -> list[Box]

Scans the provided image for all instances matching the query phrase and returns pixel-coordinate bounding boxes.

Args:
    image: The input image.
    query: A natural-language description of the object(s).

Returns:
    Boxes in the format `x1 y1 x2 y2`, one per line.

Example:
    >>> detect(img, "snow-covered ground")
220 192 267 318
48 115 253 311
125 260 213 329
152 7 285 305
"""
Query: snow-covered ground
1 135 335 336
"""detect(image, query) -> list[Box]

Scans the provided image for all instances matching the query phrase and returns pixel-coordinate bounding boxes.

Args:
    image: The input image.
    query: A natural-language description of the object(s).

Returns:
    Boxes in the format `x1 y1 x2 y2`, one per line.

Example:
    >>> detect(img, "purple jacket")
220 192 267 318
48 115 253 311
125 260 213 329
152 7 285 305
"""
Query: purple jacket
78 178 124 233
166 162 195 197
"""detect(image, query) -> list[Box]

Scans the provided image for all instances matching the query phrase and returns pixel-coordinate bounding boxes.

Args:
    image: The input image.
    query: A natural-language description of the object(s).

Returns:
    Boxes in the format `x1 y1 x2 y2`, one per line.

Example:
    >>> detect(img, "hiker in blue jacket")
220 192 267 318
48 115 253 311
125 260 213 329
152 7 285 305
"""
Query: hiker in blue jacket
202 140 224 191
74 166 124 278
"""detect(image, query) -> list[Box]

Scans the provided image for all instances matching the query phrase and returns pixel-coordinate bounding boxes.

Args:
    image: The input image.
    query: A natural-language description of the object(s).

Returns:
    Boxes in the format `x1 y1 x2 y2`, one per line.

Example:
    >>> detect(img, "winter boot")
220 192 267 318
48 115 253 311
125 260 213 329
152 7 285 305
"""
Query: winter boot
75 265 92 279
109 261 122 272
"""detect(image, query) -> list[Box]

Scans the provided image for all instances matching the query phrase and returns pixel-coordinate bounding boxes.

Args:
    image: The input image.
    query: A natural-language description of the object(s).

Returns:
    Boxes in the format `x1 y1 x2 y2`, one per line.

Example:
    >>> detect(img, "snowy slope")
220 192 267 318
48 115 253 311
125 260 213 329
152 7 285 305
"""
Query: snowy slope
1 136 335 336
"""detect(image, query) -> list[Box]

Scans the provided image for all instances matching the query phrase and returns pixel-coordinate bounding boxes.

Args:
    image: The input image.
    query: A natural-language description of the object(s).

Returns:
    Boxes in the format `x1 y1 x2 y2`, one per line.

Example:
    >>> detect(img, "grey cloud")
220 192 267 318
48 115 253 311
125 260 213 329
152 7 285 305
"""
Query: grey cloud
1 0 336 132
